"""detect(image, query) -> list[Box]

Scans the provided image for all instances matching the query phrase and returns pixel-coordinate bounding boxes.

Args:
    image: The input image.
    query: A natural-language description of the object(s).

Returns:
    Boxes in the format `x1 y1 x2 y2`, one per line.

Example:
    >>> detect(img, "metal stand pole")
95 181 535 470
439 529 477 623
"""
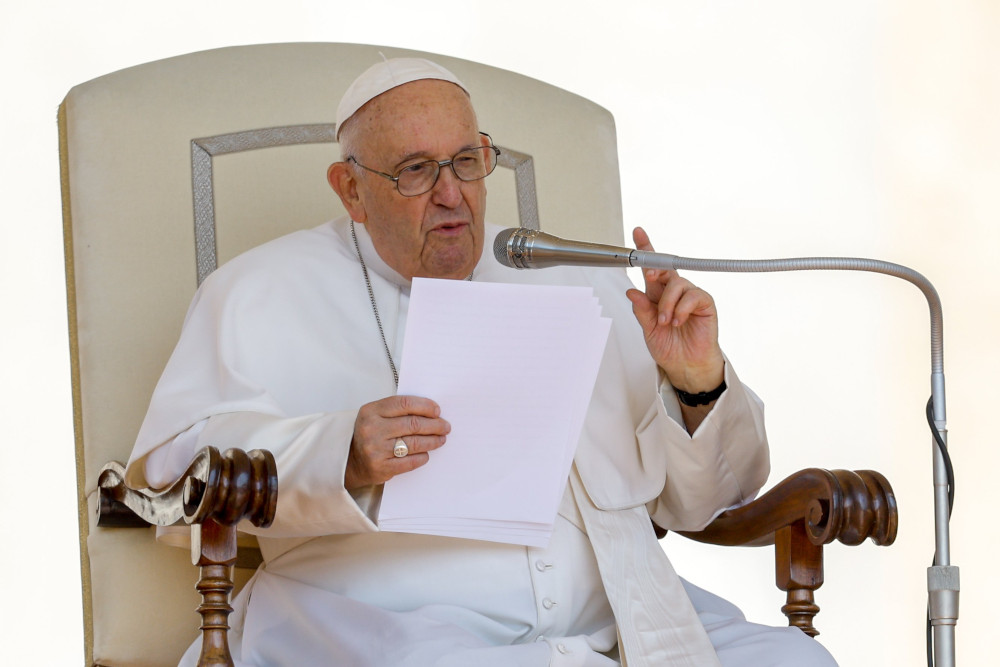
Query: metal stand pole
928 371 959 666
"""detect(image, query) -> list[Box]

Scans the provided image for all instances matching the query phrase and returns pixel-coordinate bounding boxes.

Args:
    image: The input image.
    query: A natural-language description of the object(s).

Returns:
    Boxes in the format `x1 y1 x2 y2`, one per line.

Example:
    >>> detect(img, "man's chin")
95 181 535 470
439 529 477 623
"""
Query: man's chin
418 251 481 280
416 263 475 280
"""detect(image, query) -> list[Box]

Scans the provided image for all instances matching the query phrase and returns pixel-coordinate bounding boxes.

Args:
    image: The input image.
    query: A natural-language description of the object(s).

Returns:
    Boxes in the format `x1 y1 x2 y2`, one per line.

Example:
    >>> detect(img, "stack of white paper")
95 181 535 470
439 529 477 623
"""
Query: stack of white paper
377 278 611 548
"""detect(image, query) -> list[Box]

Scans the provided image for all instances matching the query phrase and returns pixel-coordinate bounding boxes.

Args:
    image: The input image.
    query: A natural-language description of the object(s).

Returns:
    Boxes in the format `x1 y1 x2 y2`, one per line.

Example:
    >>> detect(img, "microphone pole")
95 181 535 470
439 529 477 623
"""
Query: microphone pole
656 253 958 667
497 228 959 666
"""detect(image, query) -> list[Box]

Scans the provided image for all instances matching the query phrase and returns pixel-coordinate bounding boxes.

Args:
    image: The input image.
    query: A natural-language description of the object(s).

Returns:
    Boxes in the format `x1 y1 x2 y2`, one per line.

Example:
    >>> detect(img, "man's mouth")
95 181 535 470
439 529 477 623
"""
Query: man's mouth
430 221 469 235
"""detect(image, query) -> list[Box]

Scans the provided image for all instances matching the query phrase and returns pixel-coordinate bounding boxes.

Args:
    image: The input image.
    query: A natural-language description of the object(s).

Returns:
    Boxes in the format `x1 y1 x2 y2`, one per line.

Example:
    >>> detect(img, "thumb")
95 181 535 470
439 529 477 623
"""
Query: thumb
626 288 657 336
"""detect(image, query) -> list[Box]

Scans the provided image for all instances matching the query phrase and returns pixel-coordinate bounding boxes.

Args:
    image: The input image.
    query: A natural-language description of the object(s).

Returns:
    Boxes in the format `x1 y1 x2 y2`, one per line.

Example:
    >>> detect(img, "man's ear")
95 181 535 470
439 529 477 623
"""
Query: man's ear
327 162 367 223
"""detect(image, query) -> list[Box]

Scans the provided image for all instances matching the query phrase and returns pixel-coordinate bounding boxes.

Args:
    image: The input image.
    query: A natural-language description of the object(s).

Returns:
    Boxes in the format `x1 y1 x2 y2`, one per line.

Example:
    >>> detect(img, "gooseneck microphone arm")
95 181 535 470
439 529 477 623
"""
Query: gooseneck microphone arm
641 253 944 377
494 228 944 375
495 227 958 667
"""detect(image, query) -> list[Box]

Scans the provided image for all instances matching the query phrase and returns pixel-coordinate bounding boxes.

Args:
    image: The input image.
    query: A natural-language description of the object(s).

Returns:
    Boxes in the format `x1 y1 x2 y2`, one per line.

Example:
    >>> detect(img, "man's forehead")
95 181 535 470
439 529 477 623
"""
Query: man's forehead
359 81 480 159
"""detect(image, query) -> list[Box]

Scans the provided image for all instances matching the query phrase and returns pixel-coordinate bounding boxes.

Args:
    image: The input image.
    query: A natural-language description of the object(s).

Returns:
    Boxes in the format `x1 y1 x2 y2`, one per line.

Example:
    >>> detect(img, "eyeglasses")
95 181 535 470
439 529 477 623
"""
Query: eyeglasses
348 132 501 197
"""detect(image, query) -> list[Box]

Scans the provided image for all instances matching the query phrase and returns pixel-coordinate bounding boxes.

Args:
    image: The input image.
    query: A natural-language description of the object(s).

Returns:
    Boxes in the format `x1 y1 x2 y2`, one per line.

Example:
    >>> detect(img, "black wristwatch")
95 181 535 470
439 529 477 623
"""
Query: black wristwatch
675 380 727 407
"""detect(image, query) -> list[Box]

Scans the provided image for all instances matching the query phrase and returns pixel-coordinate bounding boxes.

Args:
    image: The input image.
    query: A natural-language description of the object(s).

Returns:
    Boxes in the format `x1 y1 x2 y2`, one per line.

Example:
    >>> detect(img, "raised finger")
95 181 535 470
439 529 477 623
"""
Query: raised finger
633 226 654 253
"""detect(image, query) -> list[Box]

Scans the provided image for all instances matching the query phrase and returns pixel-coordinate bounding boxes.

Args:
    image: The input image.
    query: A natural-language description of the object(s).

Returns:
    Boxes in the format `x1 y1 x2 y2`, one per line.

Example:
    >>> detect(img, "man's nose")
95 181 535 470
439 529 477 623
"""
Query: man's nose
429 164 463 208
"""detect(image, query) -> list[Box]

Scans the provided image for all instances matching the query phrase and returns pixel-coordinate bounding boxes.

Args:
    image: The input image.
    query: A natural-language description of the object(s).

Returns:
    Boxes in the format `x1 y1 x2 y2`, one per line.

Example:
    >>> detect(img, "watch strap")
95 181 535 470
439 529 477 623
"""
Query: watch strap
675 380 727 407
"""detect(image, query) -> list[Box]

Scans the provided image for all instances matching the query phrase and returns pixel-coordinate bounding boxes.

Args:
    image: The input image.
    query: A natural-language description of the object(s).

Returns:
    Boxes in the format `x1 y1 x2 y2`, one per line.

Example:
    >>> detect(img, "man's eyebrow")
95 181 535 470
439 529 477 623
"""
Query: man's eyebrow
393 151 432 168
392 141 481 170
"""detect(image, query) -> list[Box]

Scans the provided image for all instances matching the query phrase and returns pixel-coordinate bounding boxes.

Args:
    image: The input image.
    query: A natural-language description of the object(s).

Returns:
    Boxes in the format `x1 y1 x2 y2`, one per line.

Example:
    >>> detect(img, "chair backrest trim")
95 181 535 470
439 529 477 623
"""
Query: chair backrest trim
191 124 539 284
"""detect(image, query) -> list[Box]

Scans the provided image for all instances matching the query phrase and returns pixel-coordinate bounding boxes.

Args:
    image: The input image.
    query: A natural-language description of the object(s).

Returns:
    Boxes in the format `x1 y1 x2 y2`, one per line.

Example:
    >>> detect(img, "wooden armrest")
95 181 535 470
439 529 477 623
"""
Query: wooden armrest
666 468 897 637
98 446 277 531
678 468 897 548
97 447 278 667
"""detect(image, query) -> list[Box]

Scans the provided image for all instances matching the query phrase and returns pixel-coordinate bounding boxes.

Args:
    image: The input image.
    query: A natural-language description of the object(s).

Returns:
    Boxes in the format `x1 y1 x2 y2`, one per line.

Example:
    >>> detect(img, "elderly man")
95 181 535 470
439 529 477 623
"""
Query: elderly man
128 58 837 666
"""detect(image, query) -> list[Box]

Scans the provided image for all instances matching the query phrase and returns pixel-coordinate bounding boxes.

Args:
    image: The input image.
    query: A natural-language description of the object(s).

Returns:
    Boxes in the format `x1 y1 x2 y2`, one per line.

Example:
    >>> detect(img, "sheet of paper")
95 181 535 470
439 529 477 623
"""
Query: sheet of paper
378 278 611 547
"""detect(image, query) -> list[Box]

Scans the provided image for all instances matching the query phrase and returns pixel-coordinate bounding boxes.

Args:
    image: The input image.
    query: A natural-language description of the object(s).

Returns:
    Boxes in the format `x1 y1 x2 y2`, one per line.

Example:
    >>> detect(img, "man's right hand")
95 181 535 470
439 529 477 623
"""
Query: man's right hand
345 395 450 489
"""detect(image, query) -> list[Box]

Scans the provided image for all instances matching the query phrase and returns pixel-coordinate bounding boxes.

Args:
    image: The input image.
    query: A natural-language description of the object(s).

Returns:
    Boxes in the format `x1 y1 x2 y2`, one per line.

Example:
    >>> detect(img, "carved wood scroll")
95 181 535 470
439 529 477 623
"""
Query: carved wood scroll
98 447 277 667
673 468 898 637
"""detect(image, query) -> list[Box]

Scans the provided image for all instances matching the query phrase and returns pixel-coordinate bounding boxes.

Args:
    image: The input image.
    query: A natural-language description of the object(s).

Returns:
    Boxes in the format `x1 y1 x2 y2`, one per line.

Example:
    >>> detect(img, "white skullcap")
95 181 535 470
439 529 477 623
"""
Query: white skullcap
336 57 468 138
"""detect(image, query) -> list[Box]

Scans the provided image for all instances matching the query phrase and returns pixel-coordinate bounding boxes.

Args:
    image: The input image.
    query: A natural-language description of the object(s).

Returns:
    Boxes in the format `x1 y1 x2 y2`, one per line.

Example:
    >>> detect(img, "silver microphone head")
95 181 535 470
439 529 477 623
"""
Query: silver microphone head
492 227 524 268
493 227 541 269
493 227 636 270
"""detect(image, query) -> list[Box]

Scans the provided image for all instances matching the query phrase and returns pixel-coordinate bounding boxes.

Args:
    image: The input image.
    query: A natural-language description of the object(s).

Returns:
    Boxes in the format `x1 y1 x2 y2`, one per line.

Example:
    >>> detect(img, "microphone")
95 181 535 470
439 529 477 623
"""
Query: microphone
493 227 680 270
495 225 955 661
493 227 942 382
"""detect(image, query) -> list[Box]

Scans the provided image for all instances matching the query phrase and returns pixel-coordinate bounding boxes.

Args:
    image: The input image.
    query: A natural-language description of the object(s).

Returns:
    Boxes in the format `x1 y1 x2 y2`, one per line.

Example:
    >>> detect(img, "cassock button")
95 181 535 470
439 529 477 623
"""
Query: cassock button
557 643 570 654
535 559 553 572
542 597 557 610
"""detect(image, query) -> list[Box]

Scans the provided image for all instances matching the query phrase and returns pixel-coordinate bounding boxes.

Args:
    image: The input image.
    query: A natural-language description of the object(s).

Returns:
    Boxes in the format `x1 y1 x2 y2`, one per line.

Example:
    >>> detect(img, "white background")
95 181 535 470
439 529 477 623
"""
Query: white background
2 1 996 664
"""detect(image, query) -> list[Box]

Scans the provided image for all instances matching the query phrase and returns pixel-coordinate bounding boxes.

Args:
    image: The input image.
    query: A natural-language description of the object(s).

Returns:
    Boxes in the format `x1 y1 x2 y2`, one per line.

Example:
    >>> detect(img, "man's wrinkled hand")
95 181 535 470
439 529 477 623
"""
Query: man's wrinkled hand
345 395 450 489
625 226 725 393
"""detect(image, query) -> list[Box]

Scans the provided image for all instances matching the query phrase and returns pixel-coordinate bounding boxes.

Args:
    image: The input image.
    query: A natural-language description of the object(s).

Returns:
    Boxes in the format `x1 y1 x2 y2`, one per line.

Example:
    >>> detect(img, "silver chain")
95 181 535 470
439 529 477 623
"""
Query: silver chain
349 221 475 389
351 220 399 387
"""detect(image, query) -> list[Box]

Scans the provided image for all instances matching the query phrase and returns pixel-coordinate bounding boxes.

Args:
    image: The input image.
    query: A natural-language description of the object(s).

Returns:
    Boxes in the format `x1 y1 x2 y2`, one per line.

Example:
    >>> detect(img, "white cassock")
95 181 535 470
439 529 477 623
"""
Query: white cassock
127 218 834 666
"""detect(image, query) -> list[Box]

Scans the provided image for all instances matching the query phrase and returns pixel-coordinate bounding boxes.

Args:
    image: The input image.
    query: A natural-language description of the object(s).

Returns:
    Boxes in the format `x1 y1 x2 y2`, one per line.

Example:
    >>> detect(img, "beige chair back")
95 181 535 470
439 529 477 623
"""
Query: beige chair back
60 43 623 666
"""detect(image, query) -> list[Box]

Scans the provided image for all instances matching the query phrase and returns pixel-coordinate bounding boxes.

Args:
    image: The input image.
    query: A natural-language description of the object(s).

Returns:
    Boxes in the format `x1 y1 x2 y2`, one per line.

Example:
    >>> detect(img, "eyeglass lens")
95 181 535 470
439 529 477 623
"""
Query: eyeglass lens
397 146 498 196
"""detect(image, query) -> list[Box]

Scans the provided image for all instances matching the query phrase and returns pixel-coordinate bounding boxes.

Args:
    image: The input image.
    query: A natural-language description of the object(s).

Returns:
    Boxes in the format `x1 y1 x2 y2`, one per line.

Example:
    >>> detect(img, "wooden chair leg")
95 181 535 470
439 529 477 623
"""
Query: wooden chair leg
96 448 276 666
775 521 824 637
193 517 238 667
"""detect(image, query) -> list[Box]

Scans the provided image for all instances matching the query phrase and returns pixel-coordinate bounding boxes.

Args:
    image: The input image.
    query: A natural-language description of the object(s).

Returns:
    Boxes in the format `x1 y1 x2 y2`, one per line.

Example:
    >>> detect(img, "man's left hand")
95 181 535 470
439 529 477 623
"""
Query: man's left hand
625 226 725 394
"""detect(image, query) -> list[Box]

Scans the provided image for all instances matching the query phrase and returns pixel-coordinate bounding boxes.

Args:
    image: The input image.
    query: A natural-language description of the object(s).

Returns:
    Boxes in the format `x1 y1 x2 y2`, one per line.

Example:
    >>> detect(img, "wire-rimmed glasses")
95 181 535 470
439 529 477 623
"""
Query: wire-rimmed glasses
348 132 501 197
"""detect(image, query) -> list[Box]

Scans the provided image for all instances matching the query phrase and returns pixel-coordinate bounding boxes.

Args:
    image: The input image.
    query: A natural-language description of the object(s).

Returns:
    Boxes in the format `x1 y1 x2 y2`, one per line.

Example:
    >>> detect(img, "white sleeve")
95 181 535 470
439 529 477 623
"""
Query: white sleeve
194 410 379 537
137 409 380 539
644 359 771 532
142 420 207 489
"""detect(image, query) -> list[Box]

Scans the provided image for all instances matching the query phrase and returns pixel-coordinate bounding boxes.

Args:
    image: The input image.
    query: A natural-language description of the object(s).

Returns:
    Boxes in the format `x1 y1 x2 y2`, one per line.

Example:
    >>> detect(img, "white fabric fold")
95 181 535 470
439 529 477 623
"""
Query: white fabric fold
570 468 721 666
